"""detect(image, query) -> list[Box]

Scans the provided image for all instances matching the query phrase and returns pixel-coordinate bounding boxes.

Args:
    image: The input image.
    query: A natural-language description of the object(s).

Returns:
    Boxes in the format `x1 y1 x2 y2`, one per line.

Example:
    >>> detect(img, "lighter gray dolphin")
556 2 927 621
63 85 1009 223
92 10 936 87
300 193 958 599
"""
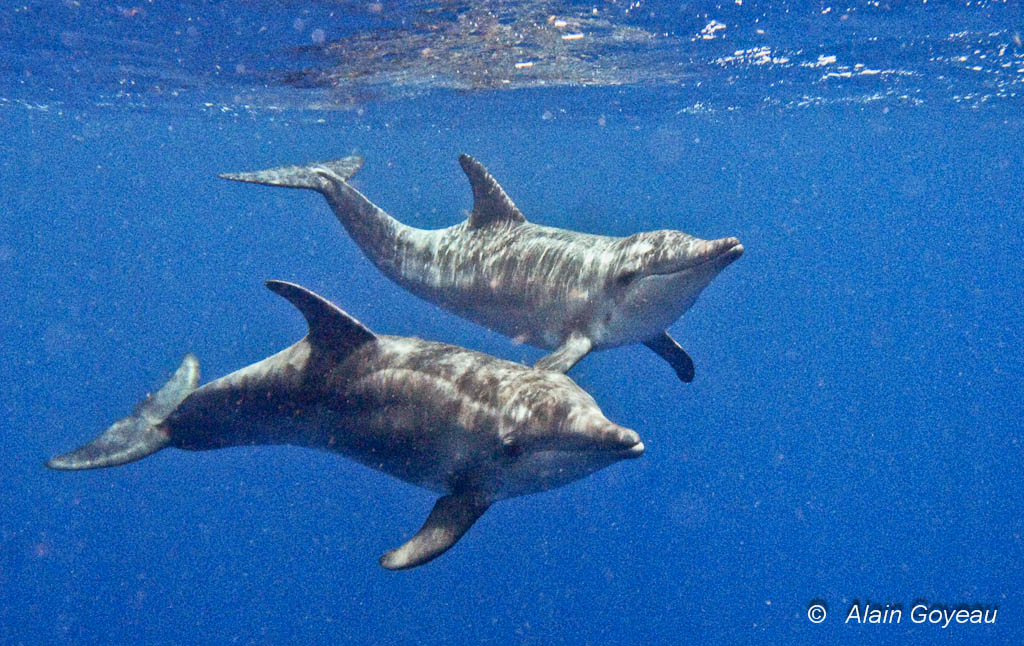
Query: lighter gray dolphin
220 155 743 382
47 281 642 570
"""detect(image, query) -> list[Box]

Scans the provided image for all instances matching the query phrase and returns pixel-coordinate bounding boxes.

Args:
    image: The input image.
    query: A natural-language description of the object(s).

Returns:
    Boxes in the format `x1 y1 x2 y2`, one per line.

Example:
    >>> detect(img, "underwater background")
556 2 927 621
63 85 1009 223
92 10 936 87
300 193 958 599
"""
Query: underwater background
1 2 1022 644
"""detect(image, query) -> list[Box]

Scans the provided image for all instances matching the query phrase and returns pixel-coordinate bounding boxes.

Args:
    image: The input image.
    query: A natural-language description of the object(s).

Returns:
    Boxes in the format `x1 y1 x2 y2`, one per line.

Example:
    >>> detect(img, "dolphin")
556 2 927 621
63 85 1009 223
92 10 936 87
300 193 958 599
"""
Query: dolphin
47 280 642 570
219 155 743 383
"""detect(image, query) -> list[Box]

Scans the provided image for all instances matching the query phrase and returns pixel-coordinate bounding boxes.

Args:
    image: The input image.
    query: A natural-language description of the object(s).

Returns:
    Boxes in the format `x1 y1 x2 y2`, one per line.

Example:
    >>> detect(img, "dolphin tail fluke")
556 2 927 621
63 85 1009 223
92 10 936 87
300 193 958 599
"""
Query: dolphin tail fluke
220 156 405 264
379 493 491 570
218 157 363 190
46 355 200 471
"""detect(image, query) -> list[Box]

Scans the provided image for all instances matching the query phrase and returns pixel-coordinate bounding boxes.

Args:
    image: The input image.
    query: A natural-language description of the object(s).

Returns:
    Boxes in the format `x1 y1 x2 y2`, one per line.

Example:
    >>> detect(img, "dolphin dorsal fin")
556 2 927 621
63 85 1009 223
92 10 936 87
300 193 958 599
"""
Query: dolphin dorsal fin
265 280 376 355
458 154 527 229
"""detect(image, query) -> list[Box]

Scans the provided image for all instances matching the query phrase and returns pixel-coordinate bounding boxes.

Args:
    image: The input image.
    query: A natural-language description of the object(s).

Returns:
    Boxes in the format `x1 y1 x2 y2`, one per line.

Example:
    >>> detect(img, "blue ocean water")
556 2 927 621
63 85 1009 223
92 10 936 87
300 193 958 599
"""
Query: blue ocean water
2 2 1022 644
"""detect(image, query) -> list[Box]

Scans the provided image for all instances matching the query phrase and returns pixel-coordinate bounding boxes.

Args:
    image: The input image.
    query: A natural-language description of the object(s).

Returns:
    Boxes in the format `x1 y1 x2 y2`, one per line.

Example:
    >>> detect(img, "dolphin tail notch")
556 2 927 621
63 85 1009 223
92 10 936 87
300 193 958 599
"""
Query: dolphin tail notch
218 157 364 190
46 355 200 471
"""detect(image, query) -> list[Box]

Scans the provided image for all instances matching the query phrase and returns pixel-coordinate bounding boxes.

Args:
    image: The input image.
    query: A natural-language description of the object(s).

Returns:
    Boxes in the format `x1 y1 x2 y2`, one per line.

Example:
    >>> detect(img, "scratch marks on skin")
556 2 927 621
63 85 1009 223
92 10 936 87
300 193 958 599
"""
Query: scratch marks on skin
221 154 743 375
46 275 646 569
390 223 616 340
381 220 717 350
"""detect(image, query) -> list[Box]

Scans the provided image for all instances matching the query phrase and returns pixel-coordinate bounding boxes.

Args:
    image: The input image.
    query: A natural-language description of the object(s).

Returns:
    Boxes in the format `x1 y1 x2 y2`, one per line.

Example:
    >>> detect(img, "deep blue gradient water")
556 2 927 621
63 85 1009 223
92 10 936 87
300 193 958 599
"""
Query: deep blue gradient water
2 2 1023 645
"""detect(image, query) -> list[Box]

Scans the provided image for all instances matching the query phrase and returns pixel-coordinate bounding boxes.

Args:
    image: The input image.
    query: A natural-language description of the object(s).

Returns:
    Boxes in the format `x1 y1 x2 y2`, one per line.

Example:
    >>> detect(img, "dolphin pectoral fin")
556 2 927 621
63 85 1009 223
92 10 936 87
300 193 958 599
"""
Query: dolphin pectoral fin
379 493 491 570
534 334 593 373
644 332 695 383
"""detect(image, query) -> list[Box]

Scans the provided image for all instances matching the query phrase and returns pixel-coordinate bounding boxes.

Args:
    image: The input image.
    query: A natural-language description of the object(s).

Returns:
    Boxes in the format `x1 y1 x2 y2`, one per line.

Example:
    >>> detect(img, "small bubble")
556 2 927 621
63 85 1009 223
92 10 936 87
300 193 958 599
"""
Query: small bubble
311 28 326 45
293 17 305 32
60 31 83 48
34 541 51 558
541 110 554 121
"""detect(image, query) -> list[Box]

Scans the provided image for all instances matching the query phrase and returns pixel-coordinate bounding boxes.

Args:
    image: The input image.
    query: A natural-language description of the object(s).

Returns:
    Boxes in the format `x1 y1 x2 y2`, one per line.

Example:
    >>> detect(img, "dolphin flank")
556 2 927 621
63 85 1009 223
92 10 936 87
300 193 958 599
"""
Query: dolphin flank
47 281 642 570
220 155 743 383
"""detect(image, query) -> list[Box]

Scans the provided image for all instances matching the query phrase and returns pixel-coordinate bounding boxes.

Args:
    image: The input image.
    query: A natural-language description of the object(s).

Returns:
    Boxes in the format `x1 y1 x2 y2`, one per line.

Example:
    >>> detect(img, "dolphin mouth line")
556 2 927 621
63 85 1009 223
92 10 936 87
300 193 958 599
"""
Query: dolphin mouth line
551 441 644 457
619 442 645 458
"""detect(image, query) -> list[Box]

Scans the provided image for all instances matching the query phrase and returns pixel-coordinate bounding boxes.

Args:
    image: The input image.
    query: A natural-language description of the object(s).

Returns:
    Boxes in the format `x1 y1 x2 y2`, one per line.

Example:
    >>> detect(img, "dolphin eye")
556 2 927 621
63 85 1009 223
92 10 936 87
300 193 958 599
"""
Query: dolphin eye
616 271 637 287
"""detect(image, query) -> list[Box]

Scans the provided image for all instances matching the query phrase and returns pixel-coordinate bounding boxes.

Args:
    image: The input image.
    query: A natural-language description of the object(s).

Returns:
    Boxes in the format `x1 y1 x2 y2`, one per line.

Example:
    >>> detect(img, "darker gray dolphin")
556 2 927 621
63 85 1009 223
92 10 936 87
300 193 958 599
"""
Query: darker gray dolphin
47 281 642 570
220 155 743 383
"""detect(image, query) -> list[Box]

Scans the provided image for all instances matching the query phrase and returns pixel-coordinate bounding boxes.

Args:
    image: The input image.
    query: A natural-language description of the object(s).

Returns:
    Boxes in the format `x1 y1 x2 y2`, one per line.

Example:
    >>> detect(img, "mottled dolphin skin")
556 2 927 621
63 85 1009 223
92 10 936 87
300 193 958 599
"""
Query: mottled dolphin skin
220 155 743 382
47 281 642 570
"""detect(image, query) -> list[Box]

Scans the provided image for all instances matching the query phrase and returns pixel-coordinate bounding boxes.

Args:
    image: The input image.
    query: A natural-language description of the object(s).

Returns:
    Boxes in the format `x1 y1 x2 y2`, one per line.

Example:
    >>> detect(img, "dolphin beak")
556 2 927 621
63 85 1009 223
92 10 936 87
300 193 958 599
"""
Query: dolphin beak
619 441 645 459
593 421 644 458
690 236 743 272
648 236 744 277
714 236 744 267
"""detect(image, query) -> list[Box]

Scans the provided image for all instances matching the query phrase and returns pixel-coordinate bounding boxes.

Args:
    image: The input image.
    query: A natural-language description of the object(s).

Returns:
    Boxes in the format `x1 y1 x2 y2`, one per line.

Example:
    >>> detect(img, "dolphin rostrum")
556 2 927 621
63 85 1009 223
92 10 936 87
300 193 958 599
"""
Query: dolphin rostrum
219 155 743 383
47 281 642 570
